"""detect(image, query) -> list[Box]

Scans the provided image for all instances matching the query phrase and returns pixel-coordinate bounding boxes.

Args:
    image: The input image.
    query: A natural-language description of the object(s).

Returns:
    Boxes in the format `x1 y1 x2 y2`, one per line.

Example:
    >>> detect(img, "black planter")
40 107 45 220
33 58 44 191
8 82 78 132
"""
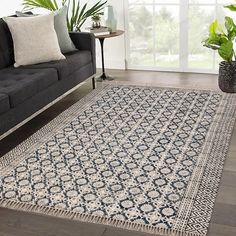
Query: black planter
219 61 236 93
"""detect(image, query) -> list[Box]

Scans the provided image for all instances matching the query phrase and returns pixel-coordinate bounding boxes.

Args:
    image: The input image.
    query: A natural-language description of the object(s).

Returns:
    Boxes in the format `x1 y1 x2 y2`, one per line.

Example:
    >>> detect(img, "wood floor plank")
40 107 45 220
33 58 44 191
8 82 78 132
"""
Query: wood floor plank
102 227 154 236
0 208 106 236
228 124 236 152
216 186 236 205
211 203 236 227
208 223 236 236
220 171 236 187
229 137 236 152
224 156 236 172
227 151 236 160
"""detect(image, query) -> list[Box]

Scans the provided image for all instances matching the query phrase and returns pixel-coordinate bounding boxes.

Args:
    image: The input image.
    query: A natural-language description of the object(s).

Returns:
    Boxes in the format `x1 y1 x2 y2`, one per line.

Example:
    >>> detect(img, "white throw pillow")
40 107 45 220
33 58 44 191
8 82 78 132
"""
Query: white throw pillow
3 13 65 67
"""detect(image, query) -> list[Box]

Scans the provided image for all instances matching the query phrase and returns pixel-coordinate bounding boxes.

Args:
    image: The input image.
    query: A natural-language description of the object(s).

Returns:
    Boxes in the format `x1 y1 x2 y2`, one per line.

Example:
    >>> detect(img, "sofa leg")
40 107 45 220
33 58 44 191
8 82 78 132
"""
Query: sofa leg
92 77 96 89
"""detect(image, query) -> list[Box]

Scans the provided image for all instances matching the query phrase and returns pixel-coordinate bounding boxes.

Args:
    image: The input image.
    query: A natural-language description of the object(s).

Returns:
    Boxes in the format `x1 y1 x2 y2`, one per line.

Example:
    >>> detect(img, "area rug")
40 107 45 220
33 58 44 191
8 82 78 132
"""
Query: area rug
0 84 236 236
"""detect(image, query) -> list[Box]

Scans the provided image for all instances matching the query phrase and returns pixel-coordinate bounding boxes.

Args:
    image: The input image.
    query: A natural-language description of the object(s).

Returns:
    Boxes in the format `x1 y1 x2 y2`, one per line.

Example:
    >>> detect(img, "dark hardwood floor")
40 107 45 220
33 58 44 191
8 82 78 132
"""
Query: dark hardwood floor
0 70 235 236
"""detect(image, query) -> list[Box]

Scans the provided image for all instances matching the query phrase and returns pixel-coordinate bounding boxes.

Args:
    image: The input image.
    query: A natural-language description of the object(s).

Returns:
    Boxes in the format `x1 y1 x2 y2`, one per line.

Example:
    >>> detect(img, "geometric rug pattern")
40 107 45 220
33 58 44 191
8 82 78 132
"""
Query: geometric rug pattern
1 85 236 236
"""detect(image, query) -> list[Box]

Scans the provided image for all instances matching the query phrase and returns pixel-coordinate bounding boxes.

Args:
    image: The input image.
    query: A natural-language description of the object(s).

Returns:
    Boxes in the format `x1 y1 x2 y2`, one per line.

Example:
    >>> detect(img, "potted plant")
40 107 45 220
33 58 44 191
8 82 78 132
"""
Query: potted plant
22 0 107 32
91 14 101 29
203 8 236 92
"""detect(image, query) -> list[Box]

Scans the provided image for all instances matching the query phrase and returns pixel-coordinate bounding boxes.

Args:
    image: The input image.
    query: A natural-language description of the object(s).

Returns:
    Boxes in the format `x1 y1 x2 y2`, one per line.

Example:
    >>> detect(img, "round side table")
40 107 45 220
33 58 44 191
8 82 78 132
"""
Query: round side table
96 30 124 81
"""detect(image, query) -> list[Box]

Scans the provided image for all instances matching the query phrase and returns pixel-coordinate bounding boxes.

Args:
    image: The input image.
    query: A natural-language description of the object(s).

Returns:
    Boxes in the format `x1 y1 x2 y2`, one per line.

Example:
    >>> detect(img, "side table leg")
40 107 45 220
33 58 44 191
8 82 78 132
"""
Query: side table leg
100 38 106 80
97 38 114 81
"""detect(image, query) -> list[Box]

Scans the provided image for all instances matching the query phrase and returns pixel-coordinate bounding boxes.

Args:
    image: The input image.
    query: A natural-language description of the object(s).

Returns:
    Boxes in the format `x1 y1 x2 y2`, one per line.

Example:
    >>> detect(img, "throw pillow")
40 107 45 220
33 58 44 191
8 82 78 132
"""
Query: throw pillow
3 14 65 67
54 6 77 53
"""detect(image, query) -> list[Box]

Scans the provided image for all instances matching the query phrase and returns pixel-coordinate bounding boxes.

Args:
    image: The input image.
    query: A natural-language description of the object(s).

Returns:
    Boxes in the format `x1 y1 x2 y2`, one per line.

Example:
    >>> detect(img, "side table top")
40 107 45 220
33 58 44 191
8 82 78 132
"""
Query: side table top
95 30 124 39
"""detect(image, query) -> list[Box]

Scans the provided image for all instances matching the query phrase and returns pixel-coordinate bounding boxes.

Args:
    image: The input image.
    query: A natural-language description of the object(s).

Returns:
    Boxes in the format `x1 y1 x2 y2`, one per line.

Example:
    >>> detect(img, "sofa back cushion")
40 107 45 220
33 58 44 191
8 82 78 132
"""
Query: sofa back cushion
0 18 14 69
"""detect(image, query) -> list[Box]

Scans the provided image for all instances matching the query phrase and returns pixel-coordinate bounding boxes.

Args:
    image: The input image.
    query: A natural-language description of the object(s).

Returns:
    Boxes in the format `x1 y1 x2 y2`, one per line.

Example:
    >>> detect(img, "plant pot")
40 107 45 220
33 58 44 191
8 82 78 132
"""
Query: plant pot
92 21 101 29
219 61 236 93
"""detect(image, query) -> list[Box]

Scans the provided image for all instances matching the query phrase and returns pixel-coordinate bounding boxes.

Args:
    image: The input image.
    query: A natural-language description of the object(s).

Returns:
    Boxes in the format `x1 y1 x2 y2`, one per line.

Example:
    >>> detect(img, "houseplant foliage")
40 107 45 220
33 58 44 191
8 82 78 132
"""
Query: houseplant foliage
225 0 236 12
203 3 236 93
203 17 236 62
91 14 101 28
22 0 107 31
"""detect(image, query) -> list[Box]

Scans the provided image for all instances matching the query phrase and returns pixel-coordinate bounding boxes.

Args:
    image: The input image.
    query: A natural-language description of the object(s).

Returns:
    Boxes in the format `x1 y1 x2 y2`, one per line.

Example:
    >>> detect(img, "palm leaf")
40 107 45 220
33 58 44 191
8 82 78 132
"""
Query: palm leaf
66 0 71 30
22 0 107 31
70 0 76 30
82 1 107 19
77 3 87 22
74 1 80 23
53 0 58 9
23 0 59 11
72 0 76 18
75 1 107 30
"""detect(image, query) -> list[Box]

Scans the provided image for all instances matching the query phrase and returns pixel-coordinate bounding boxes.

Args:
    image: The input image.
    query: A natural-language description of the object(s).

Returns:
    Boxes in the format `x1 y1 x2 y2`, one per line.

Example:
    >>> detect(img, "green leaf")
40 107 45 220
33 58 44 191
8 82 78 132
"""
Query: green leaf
22 0 59 11
78 3 87 22
224 16 236 41
53 0 58 9
224 4 236 12
209 20 218 35
203 15 236 62
203 36 221 50
219 35 229 44
218 41 234 62
76 0 107 30
209 20 224 35
22 0 107 31
225 17 236 32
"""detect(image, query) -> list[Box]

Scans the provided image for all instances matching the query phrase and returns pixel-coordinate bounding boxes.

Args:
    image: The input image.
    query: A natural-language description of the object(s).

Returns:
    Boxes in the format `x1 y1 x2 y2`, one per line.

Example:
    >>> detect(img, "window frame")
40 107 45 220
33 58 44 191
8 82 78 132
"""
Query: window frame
124 0 228 74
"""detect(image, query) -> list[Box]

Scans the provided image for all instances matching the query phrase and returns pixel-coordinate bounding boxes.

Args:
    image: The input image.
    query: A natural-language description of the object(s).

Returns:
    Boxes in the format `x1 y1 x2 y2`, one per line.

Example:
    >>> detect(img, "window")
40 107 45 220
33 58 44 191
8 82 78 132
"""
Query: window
126 0 233 73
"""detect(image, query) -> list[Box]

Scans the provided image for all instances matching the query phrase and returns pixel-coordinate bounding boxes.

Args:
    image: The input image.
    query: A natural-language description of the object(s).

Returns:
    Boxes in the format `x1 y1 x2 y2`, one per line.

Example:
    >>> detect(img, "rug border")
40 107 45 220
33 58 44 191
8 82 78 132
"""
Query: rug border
173 93 236 234
0 83 236 236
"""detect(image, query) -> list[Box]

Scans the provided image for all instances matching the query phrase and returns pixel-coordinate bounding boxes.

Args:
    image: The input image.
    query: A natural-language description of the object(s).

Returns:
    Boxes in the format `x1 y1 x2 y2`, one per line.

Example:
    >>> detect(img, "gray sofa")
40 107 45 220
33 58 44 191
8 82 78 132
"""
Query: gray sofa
0 18 96 139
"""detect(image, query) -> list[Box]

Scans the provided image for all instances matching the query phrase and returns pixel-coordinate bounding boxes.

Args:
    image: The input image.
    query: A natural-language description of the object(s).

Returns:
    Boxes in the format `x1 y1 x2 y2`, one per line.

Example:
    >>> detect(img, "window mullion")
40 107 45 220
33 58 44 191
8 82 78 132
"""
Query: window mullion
153 0 156 66
179 0 189 72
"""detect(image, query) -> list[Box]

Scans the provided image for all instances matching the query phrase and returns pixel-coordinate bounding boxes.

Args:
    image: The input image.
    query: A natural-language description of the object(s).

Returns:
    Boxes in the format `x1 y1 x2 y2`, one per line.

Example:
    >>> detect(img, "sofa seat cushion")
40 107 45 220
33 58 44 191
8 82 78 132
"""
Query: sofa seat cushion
0 93 10 114
22 50 92 80
0 68 58 108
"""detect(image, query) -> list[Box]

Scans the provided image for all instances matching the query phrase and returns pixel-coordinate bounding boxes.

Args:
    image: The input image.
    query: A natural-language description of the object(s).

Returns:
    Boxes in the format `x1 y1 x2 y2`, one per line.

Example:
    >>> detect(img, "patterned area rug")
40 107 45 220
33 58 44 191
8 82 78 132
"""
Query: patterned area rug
0 85 236 236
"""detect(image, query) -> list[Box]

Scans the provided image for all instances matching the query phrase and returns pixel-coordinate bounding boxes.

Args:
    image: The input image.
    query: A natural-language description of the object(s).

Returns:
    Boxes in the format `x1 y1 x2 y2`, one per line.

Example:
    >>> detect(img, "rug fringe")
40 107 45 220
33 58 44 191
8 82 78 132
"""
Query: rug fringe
0 198 200 236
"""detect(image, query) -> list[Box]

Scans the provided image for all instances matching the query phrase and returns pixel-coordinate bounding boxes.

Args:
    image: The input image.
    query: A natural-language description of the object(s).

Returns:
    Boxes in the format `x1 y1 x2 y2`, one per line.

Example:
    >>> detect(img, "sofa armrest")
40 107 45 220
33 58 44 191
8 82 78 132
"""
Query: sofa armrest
69 32 96 74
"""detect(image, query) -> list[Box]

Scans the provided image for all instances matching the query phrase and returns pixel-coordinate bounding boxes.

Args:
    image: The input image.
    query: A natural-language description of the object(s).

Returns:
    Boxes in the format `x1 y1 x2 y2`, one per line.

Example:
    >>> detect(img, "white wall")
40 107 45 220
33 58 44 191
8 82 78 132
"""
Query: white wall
0 0 22 17
0 0 126 70
80 0 126 70
95 0 126 70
